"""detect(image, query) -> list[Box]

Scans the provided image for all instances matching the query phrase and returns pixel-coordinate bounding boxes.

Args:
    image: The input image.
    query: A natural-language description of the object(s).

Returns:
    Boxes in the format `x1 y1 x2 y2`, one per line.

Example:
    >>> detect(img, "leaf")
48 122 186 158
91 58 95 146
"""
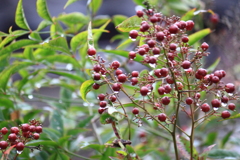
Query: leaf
23 110 42 123
132 0 144 5
92 15 111 28
47 70 85 82
180 136 199 159
221 131 233 149
206 57 220 73
181 8 196 21
15 0 30 30
219 113 240 121
0 97 14 108
116 38 135 49
108 107 124 121
204 132 218 146
26 140 58 147
57 12 87 25
29 32 42 42
78 115 94 128
88 0 103 15
0 32 8 37
79 80 94 102
23 47 34 60
50 20 64 39
116 15 142 32
88 21 93 47
188 28 211 45
112 15 128 27
84 144 105 153
36 0 52 22
50 111 64 136
0 30 29 48
45 37 70 54
37 20 52 31
199 144 216 159
64 0 79 9
207 149 240 159
93 20 111 45
70 29 108 52
0 62 34 91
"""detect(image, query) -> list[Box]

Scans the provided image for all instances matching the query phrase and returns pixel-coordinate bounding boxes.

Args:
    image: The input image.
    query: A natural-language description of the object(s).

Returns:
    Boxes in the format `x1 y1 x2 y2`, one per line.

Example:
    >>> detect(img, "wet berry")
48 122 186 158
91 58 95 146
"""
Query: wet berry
16 142 24 151
181 36 189 43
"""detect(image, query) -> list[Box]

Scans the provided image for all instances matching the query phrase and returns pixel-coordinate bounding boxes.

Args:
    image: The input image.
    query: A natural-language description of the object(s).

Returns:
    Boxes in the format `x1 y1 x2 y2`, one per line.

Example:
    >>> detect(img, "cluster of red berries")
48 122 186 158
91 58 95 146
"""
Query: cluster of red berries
0 119 42 153
87 7 238 126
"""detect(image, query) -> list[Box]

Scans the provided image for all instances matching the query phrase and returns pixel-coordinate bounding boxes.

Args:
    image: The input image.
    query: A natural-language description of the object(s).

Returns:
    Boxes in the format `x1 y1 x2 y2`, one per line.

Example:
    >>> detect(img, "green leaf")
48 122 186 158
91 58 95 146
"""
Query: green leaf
204 132 218 146
29 32 42 42
0 30 29 48
88 22 93 47
0 32 8 37
0 62 34 91
57 12 87 25
221 131 233 149
46 37 70 54
50 20 64 39
36 0 52 22
181 8 196 21
47 70 85 82
206 57 220 73
93 20 111 46
15 0 30 30
48 152 69 160
132 0 144 6
23 110 42 123
199 144 216 159
208 149 240 159
84 144 105 153
79 80 94 102
88 0 103 15
0 97 14 108
188 28 211 45
37 20 52 31
108 107 124 121
179 136 198 159
26 140 58 147
64 0 79 9
23 47 34 60
116 38 135 49
116 15 142 32
92 15 111 28
78 115 94 128
112 15 128 27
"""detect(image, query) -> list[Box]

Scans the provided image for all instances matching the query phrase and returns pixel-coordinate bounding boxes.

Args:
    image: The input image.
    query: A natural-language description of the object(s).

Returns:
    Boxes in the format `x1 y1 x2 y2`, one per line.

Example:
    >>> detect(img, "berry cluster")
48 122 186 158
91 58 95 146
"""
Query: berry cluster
87 7 238 128
0 119 42 153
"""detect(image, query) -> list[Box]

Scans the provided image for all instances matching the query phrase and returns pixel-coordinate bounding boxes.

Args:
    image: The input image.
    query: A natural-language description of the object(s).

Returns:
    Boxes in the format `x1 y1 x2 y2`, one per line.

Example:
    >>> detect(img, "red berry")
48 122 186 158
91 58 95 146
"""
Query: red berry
166 76 174 84
29 125 36 132
136 10 144 17
214 70 223 79
132 71 139 77
181 36 189 43
35 126 42 133
129 51 136 59
117 74 127 83
221 96 229 104
129 30 138 39
8 133 17 142
160 68 168 77
93 65 101 73
97 94 105 101
194 93 201 99
152 47 160 55
176 82 183 90
167 52 174 61
112 83 121 92
181 60 191 69
140 86 149 96
177 21 187 29
201 103 210 112
149 56 157 64
221 110 231 119
201 42 209 51
115 69 123 76
147 39 156 48
220 70 226 77
156 32 165 41
132 108 139 115
0 141 8 150
99 101 107 108
138 48 146 56
140 23 150 32
154 69 161 78
111 61 120 70
161 96 170 105
211 99 221 108
158 113 167 122
98 108 105 114
169 24 179 34
10 127 19 134
150 16 158 23
93 73 101 80
186 97 193 105
210 13 219 24
140 44 150 52
158 87 165 95
186 20 194 30
21 124 30 132
169 43 177 51
109 95 117 102
131 77 138 85
33 133 40 140
92 83 100 90
16 142 25 151
211 76 220 83
228 103 236 111
1 127 8 135
225 83 235 93
164 85 172 93
197 68 207 77
22 131 30 138
138 132 146 138
87 47 96 56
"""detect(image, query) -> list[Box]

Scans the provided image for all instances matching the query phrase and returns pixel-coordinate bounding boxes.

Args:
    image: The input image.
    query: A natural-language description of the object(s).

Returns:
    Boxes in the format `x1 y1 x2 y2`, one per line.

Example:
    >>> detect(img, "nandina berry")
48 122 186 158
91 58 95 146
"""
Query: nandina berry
181 60 191 69
87 47 96 56
177 21 186 29
201 42 209 51
140 86 149 96
140 23 150 32
98 108 105 114
112 83 121 92
158 113 167 122
92 83 100 90
117 74 127 83
195 72 203 80
129 30 138 39
33 133 40 140
136 10 144 17
109 95 117 102
169 43 177 51
211 76 220 83
150 16 158 23
99 101 107 108
93 73 101 80
210 13 219 24
169 24 179 34
22 131 30 138
176 82 183 90
228 103 236 110
149 56 157 64
201 103 210 112
8 133 17 142
221 96 229 103
132 108 139 115
194 93 201 99
29 125 36 132
166 76 174 84
221 110 231 119
93 65 101 73
164 85 172 93
16 142 24 151
152 47 160 55
129 51 136 59
211 99 221 108
131 77 138 85
138 48 146 55
115 69 123 76
154 69 161 78
0 141 8 150
138 132 146 138
181 36 189 43
140 44 150 52
1 127 8 135
186 97 193 105
197 68 207 77
147 39 156 48
186 20 194 30
97 94 105 101
158 87 165 95
161 96 170 105
111 61 120 70
160 68 168 77
225 83 235 93
35 126 42 133
220 70 226 77
156 32 165 41
214 70 223 79
167 53 174 61
132 71 139 77
10 127 19 134
21 124 30 132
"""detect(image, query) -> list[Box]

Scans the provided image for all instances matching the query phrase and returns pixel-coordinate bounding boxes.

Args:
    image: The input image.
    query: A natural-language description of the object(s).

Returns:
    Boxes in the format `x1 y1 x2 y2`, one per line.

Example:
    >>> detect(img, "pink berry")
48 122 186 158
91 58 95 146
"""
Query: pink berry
147 39 156 48
129 51 136 59
150 16 158 23
158 87 165 95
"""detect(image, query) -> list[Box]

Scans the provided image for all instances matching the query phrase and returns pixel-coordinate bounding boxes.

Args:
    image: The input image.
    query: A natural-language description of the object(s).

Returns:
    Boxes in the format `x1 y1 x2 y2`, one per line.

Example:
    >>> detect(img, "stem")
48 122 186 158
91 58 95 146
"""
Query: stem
64 149 93 160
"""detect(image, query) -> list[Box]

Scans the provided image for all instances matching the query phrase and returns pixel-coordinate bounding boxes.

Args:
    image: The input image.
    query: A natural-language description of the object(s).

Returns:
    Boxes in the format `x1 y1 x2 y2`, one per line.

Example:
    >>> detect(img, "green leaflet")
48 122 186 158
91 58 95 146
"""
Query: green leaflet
15 0 30 30
116 15 142 32
36 0 53 22
188 28 211 45
79 80 94 102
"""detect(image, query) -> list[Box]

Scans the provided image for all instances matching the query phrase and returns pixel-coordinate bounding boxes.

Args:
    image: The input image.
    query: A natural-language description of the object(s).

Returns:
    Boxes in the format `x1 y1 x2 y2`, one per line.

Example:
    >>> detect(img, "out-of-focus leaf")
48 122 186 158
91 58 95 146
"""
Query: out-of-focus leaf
0 97 14 108
116 16 142 32
132 0 144 5
29 32 42 42
188 28 211 45
116 38 135 49
57 12 87 25
15 0 30 30
64 0 79 9
180 136 198 159
92 15 111 27
50 20 64 39
84 144 105 153
181 8 196 21
207 149 240 159
48 70 85 82
26 140 58 147
23 47 34 60
220 113 240 121
204 132 217 146
199 144 216 159
79 80 94 102
23 110 42 123
78 115 94 128
36 0 52 22
108 107 124 121
168 2 190 11
88 22 93 47
112 15 128 27
88 0 102 15
0 30 29 48
0 32 8 37
207 57 220 73
37 20 52 31
221 131 233 149
48 152 69 160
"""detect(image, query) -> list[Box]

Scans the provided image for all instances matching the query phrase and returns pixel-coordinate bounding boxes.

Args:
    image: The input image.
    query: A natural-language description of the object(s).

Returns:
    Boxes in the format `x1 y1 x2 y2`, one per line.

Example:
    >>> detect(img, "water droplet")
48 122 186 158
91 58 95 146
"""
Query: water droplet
129 37 136 41
149 63 156 68
130 153 137 158
17 150 23 154
114 91 119 94
28 95 33 99
196 103 199 106
66 63 73 71
216 91 221 97
138 123 142 127
83 102 88 107
213 107 219 111
228 93 233 96
221 103 227 107
154 55 159 58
